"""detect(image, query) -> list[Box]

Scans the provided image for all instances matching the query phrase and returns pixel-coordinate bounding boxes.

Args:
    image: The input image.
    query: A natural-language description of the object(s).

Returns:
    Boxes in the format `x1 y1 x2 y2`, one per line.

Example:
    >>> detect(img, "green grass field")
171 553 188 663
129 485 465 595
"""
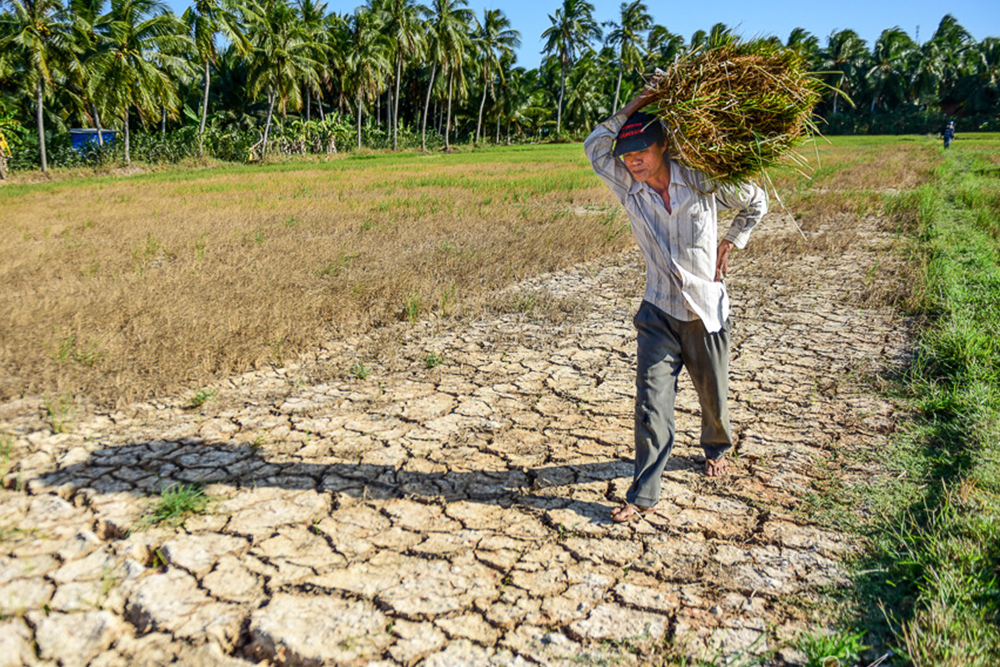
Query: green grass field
851 136 1000 666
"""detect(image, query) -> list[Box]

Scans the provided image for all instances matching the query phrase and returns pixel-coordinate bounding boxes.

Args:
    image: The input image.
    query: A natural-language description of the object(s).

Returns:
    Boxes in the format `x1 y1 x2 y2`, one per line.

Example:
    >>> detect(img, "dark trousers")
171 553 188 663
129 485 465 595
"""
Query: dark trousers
627 301 733 507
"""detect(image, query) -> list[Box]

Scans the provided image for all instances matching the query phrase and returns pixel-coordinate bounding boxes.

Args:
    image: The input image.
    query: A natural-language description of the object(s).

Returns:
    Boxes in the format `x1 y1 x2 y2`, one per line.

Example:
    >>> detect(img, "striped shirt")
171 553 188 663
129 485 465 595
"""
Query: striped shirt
584 112 768 333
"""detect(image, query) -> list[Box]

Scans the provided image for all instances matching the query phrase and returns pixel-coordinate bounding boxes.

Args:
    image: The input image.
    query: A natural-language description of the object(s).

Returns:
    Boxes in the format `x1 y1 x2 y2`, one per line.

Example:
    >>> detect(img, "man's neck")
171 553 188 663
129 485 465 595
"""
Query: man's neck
644 157 671 195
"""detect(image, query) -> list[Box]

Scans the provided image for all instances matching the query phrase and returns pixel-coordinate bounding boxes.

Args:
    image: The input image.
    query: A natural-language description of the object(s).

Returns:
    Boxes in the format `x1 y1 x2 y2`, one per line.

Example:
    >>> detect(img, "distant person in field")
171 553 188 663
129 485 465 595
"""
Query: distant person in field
585 78 768 523
942 121 956 149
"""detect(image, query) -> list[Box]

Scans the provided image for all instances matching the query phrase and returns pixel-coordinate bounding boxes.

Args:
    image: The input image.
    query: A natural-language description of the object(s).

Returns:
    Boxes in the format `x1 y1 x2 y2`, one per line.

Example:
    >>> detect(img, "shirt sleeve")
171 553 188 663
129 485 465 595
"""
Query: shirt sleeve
715 181 768 249
583 112 634 201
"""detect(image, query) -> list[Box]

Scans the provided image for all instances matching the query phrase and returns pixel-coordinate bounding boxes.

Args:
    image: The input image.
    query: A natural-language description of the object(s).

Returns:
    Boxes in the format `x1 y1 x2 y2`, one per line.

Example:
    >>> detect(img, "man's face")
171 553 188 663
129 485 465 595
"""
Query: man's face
620 141 668 182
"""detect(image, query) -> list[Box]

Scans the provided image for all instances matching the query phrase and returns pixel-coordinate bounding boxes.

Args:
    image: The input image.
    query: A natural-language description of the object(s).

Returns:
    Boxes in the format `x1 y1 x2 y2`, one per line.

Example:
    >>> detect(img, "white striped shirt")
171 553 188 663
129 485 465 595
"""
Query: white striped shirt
584 112 768 333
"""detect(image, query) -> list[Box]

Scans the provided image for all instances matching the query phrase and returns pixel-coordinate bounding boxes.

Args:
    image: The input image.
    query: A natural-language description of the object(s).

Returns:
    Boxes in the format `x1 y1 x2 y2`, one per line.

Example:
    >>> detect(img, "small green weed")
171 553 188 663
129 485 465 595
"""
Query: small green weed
44 394 74 433
56 335 102 367
316 252 358 277
188 389 215 409
136 483 211 530
0 434 13 480
193 233 208 265
793 629 868 667
598 207 628 242
349 362 370 379
423 352 445 368
132 234 161 266
404 295 421 323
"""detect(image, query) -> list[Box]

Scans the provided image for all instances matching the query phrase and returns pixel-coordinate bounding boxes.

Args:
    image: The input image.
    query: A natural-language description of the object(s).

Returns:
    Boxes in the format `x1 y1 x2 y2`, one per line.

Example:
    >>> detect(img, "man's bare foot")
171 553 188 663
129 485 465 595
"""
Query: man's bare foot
705 457 728 477
610 503 658 523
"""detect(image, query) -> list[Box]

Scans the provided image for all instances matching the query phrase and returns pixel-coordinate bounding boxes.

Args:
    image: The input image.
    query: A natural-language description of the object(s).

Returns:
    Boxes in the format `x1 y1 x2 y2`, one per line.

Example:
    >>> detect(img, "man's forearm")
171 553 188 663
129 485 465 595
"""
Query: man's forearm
604 81 659 123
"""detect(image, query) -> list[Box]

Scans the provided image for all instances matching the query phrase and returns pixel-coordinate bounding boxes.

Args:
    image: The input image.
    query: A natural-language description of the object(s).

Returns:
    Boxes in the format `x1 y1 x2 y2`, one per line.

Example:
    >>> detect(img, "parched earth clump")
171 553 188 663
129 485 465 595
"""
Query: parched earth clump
0 213 908 666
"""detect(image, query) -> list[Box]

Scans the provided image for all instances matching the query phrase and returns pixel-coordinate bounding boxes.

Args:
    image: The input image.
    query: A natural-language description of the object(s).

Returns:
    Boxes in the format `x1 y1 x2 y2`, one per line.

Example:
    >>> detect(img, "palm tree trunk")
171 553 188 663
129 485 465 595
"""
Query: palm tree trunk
476 71 488 144
262 90 276 156
557 57 567 135
199 60 211 157
386 86 392 141
421 62 436 151
445 71 453 152
357 90 363 149
36 80 47 173
123 107 130 166
393 56 402 151
306 89 311 122
613 66 623 113
496 112 500 144
93 104 104 147
161 105 167 136
317 94 325 121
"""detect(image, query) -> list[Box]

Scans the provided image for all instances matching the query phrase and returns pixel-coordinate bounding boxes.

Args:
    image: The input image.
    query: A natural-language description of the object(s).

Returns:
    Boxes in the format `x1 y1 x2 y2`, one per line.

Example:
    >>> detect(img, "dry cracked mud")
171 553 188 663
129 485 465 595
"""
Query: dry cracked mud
0 214 909 666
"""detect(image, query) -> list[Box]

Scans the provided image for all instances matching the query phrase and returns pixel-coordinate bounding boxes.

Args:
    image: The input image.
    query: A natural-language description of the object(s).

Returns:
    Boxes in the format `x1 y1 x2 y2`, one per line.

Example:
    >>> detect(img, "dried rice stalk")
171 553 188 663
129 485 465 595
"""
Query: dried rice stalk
648 38 826 187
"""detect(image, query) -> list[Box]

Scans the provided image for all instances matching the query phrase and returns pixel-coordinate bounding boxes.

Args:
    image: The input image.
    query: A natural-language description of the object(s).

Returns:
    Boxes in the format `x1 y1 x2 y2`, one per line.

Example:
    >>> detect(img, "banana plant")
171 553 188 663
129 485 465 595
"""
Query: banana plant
0 113 27 180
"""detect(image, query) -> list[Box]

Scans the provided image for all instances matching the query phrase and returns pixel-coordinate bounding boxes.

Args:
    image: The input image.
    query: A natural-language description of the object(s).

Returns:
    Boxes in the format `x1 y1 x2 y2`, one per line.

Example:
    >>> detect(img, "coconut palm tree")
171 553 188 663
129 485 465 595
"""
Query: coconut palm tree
66 0 108 144
184 0 248 155
561 49 602 130
0 0 75 172
822 29 869 115
786 27 821 69
244 0 323 155
471 7 518 144
541 0 600 136
320 11 351 116
379 0 427 149
89 0 190 164
645 24 684 71
928 14 974 108
603 0 650 113
423 0 471 151
294 0 328 122
491 51 520 143
866 27 917 114
966 37 1000 114
345 3 390 148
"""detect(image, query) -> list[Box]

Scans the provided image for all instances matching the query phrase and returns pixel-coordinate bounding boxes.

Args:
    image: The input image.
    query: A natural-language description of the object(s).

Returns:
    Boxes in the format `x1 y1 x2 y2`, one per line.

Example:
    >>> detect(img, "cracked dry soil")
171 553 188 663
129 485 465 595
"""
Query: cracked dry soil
0 213 909 666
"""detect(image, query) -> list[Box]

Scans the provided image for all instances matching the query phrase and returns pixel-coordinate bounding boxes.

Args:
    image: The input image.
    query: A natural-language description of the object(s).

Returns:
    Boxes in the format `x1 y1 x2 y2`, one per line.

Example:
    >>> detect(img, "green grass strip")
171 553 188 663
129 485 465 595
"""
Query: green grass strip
854 146 1000 665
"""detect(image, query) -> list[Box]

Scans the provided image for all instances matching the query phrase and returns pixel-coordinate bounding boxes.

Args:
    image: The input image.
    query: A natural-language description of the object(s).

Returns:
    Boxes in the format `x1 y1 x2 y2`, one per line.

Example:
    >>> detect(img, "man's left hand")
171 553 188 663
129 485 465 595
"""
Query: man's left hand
715 240 735 282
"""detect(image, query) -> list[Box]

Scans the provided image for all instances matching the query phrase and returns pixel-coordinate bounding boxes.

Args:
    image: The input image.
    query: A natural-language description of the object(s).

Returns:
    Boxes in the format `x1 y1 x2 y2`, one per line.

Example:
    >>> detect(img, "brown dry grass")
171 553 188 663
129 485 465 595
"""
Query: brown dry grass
0 137 941 406
738 136 941 309
1 147 626 405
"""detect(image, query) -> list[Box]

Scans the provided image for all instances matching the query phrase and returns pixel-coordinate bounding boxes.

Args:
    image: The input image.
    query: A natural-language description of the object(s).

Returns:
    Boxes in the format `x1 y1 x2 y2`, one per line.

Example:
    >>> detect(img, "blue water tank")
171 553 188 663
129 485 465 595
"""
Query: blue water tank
69 128 117 151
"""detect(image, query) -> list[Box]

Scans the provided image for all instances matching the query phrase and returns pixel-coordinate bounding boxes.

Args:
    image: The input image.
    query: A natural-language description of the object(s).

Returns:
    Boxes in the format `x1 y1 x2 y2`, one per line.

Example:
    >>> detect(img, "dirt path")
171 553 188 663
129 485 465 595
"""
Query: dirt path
0 214 908 666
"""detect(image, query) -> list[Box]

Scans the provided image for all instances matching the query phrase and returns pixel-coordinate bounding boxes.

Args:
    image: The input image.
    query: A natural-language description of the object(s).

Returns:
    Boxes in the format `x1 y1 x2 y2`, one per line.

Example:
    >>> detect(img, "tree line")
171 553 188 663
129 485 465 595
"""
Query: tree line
0 0 997 175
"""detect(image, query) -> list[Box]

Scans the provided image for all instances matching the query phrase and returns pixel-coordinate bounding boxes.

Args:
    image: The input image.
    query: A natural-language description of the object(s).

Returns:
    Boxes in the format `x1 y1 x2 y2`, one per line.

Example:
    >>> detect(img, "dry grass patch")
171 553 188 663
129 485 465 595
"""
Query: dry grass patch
0 147 627 405
739 136 942 307
0 138 941 406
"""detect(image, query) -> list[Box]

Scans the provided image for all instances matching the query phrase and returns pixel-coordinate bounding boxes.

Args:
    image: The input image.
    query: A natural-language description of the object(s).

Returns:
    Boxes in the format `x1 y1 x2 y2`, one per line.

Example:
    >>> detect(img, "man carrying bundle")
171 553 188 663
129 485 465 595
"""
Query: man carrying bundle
585 79 768 523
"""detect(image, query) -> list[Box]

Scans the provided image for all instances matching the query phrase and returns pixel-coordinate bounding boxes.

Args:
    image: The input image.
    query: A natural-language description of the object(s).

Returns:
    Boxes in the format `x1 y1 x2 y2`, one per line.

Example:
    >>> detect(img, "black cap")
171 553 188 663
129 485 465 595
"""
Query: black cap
613 111 665 157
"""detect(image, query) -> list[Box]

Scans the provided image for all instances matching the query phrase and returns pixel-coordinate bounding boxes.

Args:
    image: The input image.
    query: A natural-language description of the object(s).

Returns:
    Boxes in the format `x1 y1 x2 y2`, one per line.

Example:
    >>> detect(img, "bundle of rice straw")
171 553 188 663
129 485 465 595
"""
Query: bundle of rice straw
648 37 825 187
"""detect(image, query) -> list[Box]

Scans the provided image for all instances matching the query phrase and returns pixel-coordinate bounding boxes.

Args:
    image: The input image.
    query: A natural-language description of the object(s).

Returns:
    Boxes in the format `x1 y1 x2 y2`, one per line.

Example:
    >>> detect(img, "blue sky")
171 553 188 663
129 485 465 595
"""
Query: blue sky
164 0 1000 70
